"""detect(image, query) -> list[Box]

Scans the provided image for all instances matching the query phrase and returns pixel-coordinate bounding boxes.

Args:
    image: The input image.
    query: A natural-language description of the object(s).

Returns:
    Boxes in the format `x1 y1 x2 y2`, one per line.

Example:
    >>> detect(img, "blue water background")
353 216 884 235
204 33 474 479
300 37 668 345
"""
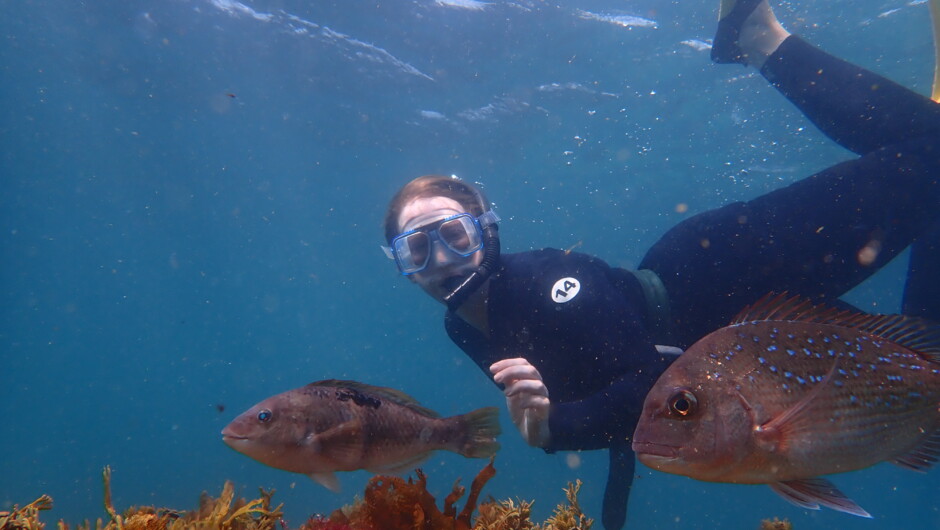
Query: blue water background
2 0 937 528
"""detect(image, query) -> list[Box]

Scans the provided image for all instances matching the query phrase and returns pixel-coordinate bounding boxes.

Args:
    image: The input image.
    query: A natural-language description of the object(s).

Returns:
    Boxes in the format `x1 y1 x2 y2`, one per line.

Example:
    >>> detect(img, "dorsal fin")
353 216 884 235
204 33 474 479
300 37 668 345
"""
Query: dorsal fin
732 292 940 363
309 380 441 417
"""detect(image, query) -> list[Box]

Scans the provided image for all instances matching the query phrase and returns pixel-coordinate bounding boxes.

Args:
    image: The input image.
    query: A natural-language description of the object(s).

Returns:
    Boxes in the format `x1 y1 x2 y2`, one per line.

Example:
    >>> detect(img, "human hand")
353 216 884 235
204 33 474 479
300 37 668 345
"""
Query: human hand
490 358 551 447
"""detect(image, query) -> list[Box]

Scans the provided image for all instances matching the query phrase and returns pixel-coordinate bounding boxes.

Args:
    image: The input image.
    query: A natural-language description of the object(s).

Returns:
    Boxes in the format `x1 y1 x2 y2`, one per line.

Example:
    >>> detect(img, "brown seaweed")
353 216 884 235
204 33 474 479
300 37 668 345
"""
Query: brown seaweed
302 457 497 530
0 494 54 530
51 466 283 530
759 518 793 530
2 460 791 530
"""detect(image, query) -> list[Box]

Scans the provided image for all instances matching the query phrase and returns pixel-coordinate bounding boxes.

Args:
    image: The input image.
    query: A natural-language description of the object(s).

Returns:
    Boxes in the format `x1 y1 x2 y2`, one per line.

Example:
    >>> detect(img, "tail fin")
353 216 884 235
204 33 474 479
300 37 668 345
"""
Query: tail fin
456 406 502 458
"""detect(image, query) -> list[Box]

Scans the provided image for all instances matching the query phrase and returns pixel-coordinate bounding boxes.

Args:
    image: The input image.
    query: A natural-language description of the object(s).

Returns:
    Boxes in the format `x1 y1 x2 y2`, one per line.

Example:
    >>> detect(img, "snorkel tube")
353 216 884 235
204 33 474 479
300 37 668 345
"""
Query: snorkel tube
443 219 500 312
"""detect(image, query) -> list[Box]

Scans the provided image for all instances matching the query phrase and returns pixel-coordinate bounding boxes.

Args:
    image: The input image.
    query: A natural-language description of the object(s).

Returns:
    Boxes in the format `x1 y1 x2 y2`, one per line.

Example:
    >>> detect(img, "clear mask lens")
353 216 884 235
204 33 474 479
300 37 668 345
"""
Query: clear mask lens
391 214 484 274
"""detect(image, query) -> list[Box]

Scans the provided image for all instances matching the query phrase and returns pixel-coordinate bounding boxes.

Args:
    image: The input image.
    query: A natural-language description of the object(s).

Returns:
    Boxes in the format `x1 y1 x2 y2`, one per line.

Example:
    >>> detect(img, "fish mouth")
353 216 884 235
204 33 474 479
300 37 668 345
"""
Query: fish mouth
221 434 251 452
631 440 679 459
221 428 248 443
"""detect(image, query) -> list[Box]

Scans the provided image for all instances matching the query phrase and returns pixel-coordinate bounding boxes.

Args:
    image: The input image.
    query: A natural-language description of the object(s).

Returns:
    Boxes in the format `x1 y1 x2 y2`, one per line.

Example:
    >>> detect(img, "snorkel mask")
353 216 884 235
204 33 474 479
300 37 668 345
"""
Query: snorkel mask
442 212 500 311
383 177 502 312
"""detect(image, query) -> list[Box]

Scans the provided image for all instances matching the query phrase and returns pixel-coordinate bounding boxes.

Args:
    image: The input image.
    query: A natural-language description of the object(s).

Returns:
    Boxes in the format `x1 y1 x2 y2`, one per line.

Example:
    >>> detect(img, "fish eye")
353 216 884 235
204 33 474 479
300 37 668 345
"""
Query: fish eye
668 390 698 418
257 409 273 423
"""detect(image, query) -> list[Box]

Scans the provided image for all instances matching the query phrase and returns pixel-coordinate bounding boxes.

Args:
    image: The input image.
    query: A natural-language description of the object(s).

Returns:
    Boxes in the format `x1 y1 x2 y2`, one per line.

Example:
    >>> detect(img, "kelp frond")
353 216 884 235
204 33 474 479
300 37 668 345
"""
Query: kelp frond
473 498 535 530
304 456 498 530
759 518 793 530
538 480 592 530
0 494 54 530
52 467 283 530
7 459 627 530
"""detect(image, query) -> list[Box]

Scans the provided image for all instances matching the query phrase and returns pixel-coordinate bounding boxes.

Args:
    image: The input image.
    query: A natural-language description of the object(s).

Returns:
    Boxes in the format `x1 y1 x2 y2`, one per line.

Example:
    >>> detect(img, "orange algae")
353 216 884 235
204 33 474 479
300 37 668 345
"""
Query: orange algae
0 494 54 530
302 457 497 530
301 461 596 530
52 466 284 530
2 460 788 530
759 518 793 530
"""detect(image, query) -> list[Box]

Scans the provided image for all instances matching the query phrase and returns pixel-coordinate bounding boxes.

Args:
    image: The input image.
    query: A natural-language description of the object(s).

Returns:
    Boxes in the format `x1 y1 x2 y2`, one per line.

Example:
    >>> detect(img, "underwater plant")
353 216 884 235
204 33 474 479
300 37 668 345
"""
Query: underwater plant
2 460 789 529
300 461 593 530
0 494 53 530
301 457 497 530
53 466 284 530
759 518 793 530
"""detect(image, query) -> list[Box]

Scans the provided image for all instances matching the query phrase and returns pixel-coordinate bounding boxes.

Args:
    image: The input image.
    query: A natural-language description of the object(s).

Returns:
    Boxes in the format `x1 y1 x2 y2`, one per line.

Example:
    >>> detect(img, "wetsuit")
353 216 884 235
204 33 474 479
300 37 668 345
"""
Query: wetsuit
446 36 940 530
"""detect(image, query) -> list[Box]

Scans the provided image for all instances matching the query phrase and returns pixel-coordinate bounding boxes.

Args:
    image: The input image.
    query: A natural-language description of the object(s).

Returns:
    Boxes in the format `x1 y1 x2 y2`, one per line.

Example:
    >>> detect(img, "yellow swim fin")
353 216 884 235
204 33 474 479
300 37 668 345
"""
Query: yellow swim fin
932 0 940 101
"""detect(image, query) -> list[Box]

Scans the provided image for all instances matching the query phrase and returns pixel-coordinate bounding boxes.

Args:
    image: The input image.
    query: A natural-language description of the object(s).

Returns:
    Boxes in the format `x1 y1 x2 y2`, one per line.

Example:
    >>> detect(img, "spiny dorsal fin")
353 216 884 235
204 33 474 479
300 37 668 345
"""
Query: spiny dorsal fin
732 292 940 363
309 379 441 417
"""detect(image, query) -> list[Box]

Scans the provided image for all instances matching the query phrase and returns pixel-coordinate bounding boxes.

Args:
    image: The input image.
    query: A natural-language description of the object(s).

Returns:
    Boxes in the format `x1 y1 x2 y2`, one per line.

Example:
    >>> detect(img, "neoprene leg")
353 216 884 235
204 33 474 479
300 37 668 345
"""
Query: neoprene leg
642 136 940 346
761 36 940 155
602 442 635 530
903 221 940 320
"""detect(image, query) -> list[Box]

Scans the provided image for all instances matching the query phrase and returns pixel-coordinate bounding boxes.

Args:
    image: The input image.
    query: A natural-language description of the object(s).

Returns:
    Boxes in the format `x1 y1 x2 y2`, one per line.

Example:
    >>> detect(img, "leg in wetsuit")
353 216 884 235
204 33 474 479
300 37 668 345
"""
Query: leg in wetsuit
641 35 940 349
904 221 940 319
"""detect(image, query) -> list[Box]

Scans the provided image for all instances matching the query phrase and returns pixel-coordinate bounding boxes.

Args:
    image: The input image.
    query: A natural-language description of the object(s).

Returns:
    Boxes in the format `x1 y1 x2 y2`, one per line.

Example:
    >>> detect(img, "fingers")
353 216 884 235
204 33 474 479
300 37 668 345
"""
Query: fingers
489 357 533 374
503 378 548 398
508 392 550 411
490 359 552 448
490 358 543 385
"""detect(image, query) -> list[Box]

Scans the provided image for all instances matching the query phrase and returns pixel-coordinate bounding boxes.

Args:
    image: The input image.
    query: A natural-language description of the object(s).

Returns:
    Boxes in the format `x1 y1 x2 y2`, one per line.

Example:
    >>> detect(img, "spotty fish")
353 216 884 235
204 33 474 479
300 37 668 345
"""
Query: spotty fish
632 293 940 517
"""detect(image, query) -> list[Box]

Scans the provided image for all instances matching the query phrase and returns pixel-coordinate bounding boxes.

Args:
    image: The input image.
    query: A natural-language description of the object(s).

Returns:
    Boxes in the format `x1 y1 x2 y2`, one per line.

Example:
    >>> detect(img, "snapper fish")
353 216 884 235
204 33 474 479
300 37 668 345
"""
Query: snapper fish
223 380 500 492
632 293 940 517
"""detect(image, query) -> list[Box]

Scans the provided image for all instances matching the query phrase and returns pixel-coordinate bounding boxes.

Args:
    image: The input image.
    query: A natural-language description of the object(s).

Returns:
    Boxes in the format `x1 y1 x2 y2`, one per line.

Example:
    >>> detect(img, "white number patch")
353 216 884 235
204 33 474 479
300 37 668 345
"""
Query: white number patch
551 277 581 303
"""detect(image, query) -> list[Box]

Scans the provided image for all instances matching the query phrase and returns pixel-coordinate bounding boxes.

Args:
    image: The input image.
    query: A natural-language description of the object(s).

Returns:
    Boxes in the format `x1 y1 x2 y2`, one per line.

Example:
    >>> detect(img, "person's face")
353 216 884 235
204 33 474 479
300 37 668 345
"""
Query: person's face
396 196 484 302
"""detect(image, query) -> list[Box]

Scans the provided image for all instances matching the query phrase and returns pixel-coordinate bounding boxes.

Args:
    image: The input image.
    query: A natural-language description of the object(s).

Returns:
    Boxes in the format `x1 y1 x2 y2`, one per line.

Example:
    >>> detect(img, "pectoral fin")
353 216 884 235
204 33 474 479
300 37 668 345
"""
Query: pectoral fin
754 355 840 451
769 478 871 518
308 418 365 467
309 471 341 493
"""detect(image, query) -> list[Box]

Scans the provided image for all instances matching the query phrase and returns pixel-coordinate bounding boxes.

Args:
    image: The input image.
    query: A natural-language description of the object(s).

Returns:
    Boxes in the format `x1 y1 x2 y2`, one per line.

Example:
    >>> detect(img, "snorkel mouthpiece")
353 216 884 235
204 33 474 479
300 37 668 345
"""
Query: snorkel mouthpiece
443 221 500 312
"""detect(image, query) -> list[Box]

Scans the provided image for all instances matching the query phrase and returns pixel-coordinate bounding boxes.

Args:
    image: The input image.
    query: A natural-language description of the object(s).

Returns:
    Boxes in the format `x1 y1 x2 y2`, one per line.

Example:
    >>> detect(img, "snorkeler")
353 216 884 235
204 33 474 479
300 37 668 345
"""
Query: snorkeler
381 1 940 528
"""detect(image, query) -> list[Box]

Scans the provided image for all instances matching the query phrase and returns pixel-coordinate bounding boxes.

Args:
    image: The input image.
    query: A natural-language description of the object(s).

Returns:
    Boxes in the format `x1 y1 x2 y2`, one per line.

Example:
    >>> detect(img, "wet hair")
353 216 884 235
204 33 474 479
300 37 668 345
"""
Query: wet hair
383 175 490 244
